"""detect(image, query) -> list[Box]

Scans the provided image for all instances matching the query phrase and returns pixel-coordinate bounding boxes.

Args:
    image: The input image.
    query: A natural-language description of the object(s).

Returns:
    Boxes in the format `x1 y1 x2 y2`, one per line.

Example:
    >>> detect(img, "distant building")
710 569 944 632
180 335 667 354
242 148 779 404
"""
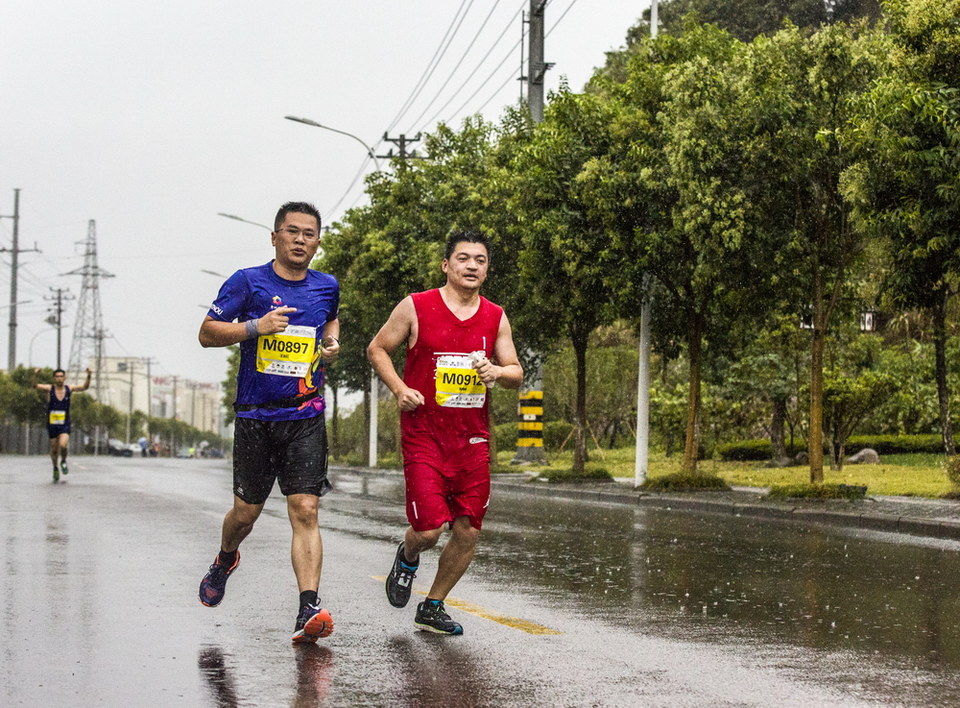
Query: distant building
88 356 225 435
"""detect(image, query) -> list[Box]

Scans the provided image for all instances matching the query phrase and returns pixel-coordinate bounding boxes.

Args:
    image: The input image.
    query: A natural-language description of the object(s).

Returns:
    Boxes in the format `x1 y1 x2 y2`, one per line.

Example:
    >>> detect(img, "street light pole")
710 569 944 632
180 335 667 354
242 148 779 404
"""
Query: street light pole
284 116 382 172
285 114 382 468
635 4 659 488
216 213 271 230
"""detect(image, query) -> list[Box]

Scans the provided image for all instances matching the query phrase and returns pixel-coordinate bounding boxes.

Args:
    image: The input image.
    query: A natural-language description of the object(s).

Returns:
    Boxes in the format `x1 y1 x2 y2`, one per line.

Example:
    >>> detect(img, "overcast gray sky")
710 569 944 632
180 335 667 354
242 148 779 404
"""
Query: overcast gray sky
1 0 646 388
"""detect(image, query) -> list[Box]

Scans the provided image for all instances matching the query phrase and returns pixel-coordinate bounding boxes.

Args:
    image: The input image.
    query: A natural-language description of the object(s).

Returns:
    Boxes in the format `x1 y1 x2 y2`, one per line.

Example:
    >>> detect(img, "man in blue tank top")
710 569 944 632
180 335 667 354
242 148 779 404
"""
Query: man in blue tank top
196 201 340 644
34 367 91 482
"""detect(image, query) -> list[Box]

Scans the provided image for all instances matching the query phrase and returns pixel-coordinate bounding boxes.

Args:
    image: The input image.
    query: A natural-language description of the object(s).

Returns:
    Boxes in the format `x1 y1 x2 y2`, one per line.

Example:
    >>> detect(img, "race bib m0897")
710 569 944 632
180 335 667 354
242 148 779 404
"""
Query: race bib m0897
435 354 486 408
256 325 317 378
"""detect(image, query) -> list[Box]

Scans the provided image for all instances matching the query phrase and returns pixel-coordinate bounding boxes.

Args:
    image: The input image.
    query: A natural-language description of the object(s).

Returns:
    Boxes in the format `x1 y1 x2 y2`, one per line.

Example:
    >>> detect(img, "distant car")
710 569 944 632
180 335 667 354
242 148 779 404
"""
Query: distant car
107 439 134 457
175 447 193 458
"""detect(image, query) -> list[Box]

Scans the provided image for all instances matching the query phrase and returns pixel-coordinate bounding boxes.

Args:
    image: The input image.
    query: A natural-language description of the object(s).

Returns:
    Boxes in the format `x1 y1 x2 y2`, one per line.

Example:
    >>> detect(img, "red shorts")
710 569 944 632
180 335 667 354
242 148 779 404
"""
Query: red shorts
402 438 490 532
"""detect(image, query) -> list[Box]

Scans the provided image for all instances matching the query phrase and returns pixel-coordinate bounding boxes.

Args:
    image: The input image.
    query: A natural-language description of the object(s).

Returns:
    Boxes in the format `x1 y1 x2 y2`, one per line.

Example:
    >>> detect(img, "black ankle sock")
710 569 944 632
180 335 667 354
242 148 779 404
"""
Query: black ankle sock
217 549 238 567
299 590 318 608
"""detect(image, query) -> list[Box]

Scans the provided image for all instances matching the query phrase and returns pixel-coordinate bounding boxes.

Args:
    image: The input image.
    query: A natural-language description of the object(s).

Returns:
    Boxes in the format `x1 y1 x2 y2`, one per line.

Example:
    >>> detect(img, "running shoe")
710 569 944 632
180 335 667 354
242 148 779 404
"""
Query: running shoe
198 551 240 607
415 600 463 635
61 462 68 475
52 466 60 483
386 542 418 608
292 604 334 643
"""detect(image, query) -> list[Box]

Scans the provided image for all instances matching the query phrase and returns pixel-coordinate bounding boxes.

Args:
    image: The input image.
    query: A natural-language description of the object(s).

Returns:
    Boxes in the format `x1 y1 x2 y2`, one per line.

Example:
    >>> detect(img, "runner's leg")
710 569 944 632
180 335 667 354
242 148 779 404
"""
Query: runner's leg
425 516 479 601
287 493 322 592
58 433 69 466
220 495 263 552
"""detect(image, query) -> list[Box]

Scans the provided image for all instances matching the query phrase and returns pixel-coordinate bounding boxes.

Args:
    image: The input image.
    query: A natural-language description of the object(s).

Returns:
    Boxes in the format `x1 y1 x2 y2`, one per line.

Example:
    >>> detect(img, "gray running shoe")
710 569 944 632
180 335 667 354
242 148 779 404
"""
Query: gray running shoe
386 542 418 608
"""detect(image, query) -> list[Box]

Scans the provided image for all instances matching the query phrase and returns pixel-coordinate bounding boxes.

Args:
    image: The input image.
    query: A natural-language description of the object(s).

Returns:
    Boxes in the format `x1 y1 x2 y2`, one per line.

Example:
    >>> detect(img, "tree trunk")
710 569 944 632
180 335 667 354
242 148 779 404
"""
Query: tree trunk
572 336 589 475
831 412 843 472
771 396 787 459
809 275 826 484
681 312 704 474
932 291 956 456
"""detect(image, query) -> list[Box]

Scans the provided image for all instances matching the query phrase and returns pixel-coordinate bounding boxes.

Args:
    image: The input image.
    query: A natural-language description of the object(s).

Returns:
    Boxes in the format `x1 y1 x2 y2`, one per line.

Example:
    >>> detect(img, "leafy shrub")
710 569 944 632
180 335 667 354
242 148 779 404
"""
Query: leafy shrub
715 439 803 461
718 434 945 461
767 483 867 499
535 465 614 483
845 434 943 455
640 472 730 491
945 456 960 489
493 422 518 448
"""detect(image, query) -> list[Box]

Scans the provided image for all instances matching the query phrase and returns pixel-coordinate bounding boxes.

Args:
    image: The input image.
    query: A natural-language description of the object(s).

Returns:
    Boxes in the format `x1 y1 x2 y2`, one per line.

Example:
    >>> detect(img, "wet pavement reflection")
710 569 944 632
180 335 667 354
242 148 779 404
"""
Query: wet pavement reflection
479 491 960 670
5 458 960 706
330 469 960 704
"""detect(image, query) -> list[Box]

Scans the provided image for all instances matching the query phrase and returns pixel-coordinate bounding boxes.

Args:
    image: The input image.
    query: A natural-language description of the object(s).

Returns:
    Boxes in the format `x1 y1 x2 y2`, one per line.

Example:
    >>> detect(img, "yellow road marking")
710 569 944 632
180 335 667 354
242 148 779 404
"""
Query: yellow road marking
373 576 562 635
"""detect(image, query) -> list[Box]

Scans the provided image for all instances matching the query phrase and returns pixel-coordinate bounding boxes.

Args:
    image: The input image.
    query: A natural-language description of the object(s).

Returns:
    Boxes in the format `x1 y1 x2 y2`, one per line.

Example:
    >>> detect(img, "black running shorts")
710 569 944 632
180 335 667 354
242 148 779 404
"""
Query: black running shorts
232 415 332 505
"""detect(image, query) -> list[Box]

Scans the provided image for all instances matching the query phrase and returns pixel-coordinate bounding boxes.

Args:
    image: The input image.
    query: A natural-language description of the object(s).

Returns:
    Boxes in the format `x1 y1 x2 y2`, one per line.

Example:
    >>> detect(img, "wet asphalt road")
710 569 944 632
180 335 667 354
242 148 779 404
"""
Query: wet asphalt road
4 456 960 707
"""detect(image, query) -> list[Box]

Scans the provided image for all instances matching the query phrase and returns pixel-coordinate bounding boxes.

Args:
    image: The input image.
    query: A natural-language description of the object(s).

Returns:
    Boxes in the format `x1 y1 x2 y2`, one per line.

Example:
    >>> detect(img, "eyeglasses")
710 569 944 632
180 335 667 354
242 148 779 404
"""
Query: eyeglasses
276 226 320 241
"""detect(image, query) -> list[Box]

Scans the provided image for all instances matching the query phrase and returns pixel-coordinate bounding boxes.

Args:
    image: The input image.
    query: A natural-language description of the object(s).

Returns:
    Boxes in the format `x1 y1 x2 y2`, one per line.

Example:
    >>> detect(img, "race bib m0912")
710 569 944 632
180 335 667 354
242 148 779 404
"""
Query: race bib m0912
435 354 486 408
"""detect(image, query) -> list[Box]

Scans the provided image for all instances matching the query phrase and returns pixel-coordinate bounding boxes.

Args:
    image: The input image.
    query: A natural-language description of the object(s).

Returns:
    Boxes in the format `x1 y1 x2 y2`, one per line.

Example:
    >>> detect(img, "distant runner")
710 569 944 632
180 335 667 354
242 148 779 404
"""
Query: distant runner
197 201 340 644
368 229 523 635
34 367 91 482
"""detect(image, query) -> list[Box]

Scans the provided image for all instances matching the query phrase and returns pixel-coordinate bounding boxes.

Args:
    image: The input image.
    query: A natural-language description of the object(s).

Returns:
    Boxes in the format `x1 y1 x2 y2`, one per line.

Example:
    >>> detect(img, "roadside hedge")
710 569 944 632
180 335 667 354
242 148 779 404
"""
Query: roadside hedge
716 434 946 461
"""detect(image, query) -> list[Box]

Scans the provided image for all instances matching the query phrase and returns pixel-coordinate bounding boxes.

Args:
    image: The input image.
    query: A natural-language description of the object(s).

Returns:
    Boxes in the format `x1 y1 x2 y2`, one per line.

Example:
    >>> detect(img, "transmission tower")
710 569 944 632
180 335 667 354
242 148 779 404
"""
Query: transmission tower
65 220 113 398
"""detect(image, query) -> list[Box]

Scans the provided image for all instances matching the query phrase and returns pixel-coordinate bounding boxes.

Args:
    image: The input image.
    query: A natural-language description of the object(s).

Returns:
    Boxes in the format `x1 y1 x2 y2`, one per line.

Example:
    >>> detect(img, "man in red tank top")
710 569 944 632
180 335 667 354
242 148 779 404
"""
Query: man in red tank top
368 230 522 635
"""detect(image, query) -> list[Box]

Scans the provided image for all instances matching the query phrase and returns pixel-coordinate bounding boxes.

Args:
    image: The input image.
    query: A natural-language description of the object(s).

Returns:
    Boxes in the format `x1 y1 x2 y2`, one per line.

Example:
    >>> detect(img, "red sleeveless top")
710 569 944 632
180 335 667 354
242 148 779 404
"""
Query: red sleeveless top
400 289 503 452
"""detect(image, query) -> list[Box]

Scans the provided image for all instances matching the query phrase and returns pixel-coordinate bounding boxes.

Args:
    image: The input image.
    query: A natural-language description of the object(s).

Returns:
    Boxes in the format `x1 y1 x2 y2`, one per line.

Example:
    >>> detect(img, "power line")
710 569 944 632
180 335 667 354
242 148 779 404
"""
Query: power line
324 154 375 221
385 0 472 134
404 0 506 134
461 0 580 124
421 1 527 130
546 0 578 36
445 26 528 125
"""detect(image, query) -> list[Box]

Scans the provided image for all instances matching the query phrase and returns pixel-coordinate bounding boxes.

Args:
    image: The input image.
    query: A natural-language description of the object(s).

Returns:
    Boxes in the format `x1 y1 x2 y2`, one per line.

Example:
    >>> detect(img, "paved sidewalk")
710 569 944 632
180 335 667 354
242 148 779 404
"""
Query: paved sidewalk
336 465 960 542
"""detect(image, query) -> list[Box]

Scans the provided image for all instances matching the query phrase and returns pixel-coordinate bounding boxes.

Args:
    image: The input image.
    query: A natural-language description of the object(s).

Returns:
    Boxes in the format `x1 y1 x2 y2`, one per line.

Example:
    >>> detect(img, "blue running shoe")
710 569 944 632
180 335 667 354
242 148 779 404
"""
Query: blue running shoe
292 604 334 643
199 551 240 607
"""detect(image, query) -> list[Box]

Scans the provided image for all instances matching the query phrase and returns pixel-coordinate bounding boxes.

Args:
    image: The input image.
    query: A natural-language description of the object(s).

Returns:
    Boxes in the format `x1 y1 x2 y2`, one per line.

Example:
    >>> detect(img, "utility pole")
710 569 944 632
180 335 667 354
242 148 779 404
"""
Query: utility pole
125 358 135 444
171 375 179 456
1 189 40 371
142 357 157 419
45 287 74 369
525 1 554 124
378 133 423 163
513 2 553 466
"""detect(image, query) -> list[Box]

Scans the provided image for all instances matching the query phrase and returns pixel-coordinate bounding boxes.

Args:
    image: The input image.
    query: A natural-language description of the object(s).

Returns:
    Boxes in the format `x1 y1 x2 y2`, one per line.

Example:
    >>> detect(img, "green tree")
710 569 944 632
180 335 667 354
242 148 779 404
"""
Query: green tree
507 87 620 474
587 25 793 474
822 368 897 469
738 24 886 483
843 0 960 454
